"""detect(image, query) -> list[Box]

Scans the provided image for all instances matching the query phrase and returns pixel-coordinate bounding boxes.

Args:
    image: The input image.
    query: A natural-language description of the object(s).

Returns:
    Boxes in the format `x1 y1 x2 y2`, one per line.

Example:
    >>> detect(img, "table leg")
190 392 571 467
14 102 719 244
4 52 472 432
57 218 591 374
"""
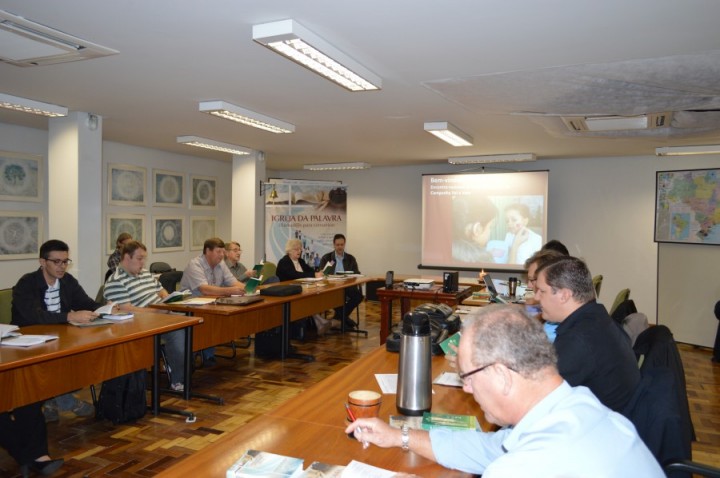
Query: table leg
380 296 393 345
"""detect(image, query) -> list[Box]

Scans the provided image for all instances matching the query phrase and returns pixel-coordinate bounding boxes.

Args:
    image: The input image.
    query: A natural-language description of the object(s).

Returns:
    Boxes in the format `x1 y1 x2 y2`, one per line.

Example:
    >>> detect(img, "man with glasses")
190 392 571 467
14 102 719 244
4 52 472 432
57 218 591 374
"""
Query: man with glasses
224 241 257 283
345 305 662 477
319 234 363 330
534 256 640 413
12 239 103 421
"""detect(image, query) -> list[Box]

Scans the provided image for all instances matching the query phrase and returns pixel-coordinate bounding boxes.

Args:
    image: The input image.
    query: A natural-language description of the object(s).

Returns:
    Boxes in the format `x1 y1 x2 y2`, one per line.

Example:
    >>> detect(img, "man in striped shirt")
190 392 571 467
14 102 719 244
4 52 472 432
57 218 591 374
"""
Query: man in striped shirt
104 241 186 391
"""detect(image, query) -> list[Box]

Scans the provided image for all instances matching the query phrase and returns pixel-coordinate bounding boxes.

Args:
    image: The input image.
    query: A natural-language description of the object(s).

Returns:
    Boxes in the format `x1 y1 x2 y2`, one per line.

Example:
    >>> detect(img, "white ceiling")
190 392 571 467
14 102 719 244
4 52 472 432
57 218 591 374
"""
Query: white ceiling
1 0 720 169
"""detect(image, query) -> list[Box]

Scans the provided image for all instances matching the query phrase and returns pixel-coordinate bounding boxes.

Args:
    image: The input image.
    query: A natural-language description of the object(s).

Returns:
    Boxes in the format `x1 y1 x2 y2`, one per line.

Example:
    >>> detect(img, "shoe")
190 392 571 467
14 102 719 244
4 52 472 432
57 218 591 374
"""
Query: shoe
71 400 94 417
344 319 358 330
20 458 64 477
203 357 217 368
43 405 59 423
170 382 184 392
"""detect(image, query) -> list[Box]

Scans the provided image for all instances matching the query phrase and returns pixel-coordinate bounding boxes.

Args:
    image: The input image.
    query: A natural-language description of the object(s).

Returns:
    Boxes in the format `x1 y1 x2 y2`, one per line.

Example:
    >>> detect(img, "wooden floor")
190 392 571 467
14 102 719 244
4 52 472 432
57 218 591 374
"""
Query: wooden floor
1 301 719 477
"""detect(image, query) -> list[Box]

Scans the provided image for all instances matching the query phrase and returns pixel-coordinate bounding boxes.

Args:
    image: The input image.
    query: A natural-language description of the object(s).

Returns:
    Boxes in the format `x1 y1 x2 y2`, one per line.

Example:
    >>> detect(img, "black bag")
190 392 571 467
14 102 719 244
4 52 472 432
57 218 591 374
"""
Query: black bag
96 369 148 424
260 284 303 296
254 320 308 358
385 303 461 356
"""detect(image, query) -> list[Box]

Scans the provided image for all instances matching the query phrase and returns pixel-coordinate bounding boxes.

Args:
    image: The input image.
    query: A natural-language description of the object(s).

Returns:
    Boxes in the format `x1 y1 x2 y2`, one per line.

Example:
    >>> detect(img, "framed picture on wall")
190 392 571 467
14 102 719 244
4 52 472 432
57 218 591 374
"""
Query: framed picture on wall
153 216 184 252
153 169 184 207
654 168 720 245
190 174 217 209
108 164 146 206
107 214 145 254
0 151 42 202
0 211 41 260
190 216 216 250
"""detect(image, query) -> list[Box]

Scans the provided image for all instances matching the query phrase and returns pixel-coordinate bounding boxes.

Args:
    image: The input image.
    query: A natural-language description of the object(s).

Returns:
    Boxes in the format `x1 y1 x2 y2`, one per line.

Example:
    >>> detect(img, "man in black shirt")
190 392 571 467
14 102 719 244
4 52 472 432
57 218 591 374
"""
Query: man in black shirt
320 234 363 329
534 256 640 412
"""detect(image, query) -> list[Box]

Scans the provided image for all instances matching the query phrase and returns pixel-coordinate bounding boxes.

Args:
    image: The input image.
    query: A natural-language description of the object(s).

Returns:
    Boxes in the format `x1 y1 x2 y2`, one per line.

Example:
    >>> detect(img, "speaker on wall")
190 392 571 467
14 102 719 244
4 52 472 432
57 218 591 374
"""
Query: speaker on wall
443 271 459 293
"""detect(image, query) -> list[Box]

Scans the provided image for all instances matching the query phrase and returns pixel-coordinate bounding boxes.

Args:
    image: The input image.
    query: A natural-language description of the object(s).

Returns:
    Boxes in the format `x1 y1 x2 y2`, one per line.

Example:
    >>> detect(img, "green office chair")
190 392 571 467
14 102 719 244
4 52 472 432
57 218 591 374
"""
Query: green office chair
592 274 603 298
260 261 277 284
609 288 631 316
0 288 12 325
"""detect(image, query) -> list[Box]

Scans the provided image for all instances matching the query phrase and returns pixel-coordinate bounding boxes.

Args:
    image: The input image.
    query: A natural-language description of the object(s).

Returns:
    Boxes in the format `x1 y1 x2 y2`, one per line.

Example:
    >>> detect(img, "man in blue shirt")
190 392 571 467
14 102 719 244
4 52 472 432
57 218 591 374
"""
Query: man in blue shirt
345 305 663 477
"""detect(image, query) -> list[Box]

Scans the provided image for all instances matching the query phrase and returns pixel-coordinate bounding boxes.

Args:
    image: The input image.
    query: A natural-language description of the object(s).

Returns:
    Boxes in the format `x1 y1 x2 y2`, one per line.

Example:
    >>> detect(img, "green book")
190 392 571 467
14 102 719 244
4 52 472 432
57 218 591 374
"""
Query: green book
245 276 263 295
252 261 264 275
421 412 480 431
438 331 461 356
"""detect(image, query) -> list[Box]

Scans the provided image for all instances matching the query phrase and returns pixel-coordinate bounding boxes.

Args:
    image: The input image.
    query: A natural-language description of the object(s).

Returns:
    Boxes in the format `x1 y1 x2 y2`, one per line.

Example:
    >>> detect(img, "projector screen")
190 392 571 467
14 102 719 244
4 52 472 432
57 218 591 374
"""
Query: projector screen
421 171 549 272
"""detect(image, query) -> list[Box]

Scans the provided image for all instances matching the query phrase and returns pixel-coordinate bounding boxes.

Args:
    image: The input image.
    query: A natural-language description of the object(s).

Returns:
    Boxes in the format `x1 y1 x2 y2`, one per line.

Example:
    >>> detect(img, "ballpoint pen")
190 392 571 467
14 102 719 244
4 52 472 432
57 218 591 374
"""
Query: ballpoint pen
345 404 369 449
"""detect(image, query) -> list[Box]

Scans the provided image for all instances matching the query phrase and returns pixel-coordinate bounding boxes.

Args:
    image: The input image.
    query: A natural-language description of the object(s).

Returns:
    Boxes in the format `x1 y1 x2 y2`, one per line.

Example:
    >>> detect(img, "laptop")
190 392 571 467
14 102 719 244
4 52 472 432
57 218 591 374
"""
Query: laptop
481 273 511 304
215 295 265 306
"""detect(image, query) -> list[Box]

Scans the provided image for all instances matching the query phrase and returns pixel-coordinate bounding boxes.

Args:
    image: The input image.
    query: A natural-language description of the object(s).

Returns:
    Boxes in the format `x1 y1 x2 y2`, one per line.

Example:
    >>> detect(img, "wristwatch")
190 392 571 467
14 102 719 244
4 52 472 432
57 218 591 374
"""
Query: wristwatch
401 424 410 451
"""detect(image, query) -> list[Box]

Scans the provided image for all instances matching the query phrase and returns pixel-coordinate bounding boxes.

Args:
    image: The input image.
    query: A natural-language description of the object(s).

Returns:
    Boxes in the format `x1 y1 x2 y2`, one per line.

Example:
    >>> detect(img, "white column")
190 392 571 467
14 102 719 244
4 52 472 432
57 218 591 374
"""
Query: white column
231 151 266 264
48 112 103 293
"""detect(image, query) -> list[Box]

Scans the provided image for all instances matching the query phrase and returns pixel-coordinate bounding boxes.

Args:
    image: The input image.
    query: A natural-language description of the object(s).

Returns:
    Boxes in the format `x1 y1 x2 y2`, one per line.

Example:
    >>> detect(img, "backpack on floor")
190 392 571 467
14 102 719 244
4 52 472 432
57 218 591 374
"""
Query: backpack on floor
96 369 148 424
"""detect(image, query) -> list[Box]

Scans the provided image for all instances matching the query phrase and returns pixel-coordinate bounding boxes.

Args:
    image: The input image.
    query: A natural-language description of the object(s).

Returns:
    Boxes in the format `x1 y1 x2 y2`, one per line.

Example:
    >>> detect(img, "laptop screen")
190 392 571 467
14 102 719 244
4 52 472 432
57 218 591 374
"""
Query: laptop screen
482 273 499 297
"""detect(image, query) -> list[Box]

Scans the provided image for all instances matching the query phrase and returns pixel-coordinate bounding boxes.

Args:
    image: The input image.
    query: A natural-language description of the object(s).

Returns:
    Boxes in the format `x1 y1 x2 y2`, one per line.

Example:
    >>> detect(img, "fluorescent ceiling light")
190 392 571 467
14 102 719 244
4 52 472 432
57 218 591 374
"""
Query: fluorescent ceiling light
199 100 295 134
303 162 370 171
0 92 68 117
177 136 252 155
253 19 381 92
655 145 720 156
448 153 537 164
424 121 473 147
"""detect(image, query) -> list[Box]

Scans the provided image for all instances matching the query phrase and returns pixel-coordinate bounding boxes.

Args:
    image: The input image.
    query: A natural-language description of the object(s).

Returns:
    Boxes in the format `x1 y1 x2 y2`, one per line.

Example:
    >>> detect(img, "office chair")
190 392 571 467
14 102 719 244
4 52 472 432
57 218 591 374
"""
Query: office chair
0 288 12 325
664 460 720 477
608 288 630 316
158 270 183 293
591 274 603 298
623 325 695 478
260 261 279 284
149 262 174 274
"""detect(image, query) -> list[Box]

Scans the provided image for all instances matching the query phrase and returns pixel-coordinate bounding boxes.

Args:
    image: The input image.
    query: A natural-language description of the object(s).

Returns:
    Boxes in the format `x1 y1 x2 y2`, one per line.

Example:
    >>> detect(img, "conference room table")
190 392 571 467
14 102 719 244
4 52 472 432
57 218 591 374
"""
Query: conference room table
0 312 203 414
156 346 487 478
151 277 368 362
376 283 474 344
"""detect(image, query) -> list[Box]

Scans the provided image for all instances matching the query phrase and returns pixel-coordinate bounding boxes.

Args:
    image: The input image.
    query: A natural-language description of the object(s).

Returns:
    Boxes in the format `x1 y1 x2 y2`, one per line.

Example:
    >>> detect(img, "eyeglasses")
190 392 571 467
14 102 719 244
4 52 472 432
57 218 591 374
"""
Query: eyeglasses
228 248 241 253
45 258 73 266
458 362 517 382
458 363 495 382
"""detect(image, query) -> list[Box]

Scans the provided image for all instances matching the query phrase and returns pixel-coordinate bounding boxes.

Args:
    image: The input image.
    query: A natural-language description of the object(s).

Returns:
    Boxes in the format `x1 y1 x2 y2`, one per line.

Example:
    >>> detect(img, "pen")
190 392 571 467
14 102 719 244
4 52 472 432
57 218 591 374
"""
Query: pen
345 403 357 422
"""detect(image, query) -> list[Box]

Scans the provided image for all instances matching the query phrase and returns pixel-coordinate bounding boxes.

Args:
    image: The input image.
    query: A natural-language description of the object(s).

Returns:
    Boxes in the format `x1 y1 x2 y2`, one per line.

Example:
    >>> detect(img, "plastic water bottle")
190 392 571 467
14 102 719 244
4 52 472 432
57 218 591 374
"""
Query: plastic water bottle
396 311 432 416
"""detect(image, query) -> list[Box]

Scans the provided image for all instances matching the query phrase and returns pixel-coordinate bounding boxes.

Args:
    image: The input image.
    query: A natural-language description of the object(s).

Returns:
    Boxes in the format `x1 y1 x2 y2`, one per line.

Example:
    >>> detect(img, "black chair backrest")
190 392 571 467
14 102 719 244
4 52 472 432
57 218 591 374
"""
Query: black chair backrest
624 325 695 476
150 262 174 274
158 270 183 293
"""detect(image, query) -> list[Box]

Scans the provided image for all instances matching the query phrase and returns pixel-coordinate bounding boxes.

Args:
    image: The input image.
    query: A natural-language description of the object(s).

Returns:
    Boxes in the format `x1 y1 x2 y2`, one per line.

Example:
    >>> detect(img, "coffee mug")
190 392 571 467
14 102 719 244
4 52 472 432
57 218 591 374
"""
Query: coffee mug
347 390 382 420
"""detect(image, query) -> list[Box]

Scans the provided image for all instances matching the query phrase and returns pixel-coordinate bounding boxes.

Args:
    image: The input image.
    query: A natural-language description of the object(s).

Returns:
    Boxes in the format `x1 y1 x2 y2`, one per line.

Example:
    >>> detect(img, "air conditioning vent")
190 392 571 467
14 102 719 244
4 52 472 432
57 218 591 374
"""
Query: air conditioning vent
561 112 672 132
0 9 117 67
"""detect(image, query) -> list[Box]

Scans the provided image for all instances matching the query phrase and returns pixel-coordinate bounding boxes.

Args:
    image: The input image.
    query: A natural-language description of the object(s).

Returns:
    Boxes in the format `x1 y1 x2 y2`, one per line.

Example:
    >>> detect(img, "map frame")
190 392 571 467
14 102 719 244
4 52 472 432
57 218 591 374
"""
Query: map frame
654 167 720 245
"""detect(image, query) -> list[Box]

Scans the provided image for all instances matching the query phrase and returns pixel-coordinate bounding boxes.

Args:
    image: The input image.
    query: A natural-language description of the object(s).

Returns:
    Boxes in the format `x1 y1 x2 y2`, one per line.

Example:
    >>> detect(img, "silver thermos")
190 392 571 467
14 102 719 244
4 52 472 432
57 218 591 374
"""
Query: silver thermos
396 311 432 416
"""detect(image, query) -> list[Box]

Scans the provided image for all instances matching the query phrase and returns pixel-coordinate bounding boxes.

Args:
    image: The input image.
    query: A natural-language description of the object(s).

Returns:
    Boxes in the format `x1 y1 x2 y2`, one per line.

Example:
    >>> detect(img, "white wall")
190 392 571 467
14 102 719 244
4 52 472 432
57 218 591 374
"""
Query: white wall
271 153 720 346
2 121 718 346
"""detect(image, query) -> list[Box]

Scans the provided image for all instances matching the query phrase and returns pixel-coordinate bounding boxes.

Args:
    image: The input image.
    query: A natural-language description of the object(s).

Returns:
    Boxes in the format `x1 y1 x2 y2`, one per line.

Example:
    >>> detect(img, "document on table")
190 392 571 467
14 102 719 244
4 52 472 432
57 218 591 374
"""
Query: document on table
433 371 463 387
375 373 437 394
342 460 394 478
375 374 397 394
181 297 217 305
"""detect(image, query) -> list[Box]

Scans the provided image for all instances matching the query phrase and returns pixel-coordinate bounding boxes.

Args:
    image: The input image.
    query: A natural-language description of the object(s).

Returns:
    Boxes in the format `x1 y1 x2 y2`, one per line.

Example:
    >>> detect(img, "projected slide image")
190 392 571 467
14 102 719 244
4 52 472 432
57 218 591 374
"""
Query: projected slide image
422 171 548 271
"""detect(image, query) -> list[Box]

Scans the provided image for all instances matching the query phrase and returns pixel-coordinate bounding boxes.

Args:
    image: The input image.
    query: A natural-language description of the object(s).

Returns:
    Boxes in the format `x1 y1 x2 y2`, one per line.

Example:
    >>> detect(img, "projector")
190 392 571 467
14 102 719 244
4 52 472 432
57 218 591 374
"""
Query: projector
403 278 434 290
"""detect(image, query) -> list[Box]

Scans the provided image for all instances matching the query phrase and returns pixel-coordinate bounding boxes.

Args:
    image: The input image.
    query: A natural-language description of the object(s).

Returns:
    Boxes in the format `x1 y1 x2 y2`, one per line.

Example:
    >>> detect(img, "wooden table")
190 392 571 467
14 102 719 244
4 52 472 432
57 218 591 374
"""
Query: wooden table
376 284 474 344
0 312 202 414
157 346 485 477
152 277 366 361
